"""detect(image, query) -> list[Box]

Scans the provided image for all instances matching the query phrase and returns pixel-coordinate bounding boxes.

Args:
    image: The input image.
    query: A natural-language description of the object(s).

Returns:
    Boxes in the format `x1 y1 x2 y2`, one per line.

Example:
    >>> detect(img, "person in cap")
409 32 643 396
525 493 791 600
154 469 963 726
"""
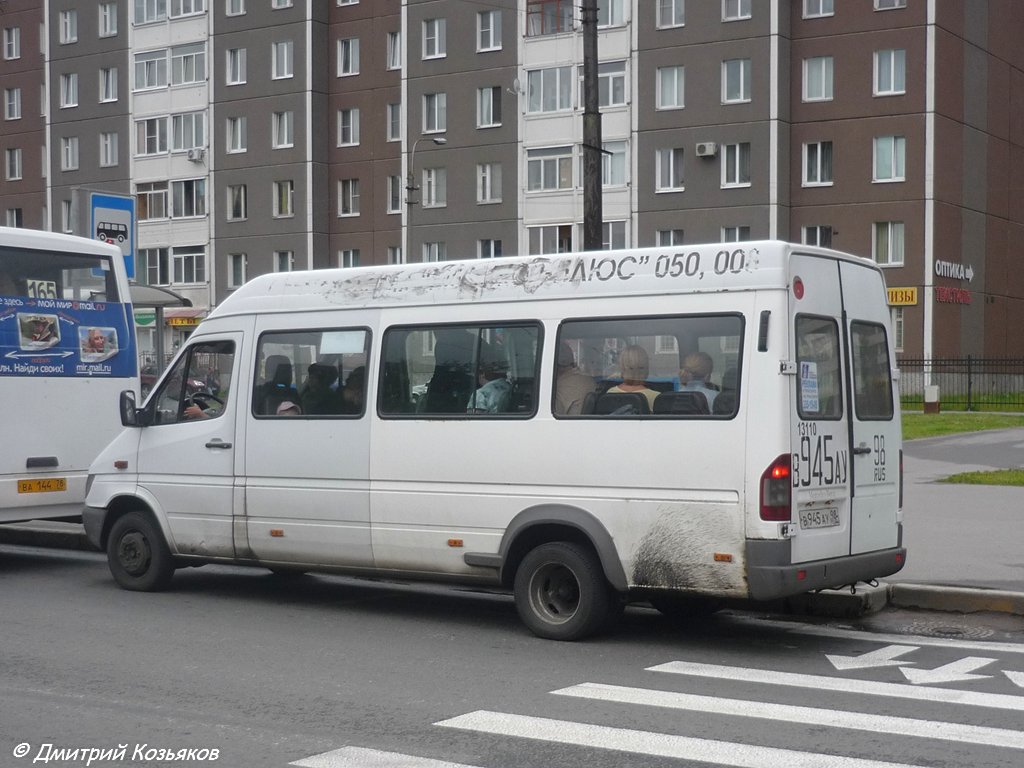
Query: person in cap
466 348 511 414
276 400 302 416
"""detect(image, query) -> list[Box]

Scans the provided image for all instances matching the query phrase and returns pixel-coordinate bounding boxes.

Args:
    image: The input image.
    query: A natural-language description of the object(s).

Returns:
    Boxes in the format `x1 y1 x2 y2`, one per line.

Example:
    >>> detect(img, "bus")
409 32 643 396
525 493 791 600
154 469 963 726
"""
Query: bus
0 226 138 524
84 241 904 640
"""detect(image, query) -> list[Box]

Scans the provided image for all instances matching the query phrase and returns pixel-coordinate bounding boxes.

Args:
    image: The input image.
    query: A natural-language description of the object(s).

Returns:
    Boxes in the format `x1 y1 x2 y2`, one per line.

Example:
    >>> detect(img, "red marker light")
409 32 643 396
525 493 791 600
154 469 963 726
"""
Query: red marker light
793 277 805 300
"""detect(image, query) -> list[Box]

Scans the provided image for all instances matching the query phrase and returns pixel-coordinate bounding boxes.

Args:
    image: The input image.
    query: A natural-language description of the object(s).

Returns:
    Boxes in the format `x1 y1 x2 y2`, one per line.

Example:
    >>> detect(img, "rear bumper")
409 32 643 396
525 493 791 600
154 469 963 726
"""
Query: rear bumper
746 527 906 600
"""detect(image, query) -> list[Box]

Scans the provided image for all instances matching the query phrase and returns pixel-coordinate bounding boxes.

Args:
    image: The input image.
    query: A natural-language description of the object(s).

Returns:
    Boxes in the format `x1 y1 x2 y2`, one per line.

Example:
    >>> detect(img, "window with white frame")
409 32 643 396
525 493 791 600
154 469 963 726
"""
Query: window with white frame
172 245 205 285
60 200 73 233
423 242 446 262
722 58 751 103
337 37 359 76
100 68 118 102
135 0 167 24
60 137 79 171
337 108 359 146
139 247 169 284
272 111 294 149
477 162 501 203
528 224 573 254
59 73 78 108
527 146 573 191
479 239 502 258
272 0 293 8
4 88 21 120
171 0 206 17
387 175 401 213
338 178 360 216
602 140 627 187
136 181 168 220
873 221 904 265
803 56 833 101
387 103 401 142
387 246 402 265
722 142 751 187
274 250 294 272
478 10 501 51
422 168 446 208
3 27 20 60
891 307 904 352
657 229 684 246
386 31 401 70
873 135 906 182
598 0 625 27
423 18 446 59
5 208 23 228
657 0 685 28
172 111 205 151
526 0 574 36
227 48 246 85
227 0 245 15
39 84 45 118
5 148 22 180
656 66 684 109
99 132 119 167
172 43 205 86
722 0 751 21
803 0 833 17
527 66 572 113
228 254 247 288
272 40 293 79
226 116 246 152
803 225 832 247
803 140 832 186
423 92 447 133
722 225 751 241
477 87 501 128
136 117 168 155
227 184 247 220
59 10 78 44
874 0 905 9
171 178 206 218
597 61 626 107
135 50 168 90
340 249 360 268
874 49 906 96
602 221 626 250
273 180 294 217
656 147 684 191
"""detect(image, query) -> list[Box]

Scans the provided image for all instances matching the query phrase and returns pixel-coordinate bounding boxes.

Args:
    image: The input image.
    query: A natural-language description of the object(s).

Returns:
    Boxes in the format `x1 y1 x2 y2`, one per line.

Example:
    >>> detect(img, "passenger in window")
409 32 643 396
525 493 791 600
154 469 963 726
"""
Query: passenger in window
467 352 511 414
607 344 659 411
341 366 366 414
679 351 718 409
554 342 595 415
276 400 302 417
302 363 341 415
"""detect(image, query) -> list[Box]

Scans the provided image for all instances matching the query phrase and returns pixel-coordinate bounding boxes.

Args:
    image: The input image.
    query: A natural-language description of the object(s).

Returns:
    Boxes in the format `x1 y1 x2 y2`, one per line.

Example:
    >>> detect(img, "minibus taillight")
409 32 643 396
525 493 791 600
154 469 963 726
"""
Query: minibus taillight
760 454 792 521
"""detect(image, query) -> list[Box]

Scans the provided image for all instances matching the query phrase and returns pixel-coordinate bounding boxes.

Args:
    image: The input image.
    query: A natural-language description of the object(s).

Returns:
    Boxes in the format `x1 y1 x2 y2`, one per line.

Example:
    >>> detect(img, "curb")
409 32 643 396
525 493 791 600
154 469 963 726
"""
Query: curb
888 582 1024 617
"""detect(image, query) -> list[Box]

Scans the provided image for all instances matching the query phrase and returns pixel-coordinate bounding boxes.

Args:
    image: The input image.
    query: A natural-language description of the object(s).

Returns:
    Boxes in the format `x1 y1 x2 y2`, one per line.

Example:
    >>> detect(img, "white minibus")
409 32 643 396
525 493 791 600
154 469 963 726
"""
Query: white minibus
84 241 905 640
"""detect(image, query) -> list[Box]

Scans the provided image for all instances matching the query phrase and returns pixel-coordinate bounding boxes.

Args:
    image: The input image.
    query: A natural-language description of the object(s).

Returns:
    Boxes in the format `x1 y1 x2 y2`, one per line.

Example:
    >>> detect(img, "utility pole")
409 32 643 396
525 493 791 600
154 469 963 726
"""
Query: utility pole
581 0 603 251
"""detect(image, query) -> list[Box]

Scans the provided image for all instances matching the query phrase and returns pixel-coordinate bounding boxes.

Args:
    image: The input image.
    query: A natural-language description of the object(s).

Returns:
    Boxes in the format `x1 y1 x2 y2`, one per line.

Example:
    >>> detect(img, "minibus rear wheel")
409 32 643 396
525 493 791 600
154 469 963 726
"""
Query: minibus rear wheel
107 511 174 592
514 541 616 641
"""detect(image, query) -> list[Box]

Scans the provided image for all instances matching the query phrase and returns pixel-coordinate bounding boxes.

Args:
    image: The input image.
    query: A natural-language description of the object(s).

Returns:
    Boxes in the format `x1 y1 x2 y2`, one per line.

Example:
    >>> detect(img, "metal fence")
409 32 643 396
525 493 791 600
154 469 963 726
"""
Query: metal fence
898 357 1024 411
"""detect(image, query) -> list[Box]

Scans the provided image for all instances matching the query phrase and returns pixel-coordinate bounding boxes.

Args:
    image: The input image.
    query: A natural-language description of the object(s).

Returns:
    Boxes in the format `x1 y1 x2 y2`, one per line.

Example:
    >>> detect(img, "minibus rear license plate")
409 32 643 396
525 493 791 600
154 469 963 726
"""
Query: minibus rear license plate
799 507 840 529
17 478 67 494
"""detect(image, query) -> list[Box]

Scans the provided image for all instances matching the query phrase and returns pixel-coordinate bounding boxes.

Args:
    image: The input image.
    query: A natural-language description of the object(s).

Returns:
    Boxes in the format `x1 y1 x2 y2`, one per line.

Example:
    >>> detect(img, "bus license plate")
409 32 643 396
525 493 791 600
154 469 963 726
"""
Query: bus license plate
17 478 67 494
799 507 839 529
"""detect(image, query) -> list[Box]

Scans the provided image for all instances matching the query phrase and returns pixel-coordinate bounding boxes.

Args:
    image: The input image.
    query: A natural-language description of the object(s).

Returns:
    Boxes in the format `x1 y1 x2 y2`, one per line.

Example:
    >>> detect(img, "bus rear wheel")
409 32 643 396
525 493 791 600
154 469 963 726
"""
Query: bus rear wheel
107 511 174 592
514 541 616 641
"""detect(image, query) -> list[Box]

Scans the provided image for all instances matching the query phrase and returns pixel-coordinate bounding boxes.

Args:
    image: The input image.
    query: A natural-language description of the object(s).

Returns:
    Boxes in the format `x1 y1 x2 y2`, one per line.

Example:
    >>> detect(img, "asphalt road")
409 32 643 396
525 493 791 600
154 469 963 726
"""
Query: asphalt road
3 543 1024 768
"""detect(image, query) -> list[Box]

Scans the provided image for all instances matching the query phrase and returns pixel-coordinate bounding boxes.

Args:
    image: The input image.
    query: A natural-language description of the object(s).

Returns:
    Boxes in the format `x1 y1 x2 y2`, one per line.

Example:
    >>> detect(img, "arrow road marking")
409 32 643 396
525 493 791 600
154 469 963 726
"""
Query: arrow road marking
900 657 997 685
554 682 1024 750
1005 671 1024 689
826 644 919 671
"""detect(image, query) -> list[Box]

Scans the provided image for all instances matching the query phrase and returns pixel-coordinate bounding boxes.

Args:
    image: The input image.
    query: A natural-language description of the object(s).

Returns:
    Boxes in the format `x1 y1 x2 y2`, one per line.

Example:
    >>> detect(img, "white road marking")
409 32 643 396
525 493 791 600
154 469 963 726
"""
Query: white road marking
826 644 919 671
553 682 1024 750
1007 670 1024 688
290 746 482 768
901 657 997 685
436 710 933 768
650 661 1024 710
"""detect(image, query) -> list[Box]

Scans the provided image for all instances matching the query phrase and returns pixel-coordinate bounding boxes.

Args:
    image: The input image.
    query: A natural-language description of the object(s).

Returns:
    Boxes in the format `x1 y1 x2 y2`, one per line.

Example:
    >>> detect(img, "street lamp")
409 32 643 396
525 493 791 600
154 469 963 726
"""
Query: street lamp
405 136 447 263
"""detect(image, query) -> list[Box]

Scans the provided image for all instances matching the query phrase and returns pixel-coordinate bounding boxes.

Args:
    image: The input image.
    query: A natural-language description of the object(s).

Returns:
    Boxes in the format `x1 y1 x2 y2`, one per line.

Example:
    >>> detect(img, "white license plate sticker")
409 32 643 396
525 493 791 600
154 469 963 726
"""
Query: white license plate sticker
799 507 840 530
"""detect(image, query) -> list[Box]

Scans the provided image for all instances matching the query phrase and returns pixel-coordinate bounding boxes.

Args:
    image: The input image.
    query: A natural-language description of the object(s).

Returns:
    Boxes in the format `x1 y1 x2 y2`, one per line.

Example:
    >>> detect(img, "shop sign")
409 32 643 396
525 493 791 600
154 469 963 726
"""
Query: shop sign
134 311 156 327
167 317 201 327
934 260 974 282
935 286 972 304
887 287 917 306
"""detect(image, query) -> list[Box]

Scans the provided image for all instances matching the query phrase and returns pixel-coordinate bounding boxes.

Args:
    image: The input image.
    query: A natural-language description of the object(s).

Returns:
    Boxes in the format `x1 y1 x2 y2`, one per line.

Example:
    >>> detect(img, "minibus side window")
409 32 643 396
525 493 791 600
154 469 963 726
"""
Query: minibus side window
850 321 894 420
153 341 235 424
795 315 842 420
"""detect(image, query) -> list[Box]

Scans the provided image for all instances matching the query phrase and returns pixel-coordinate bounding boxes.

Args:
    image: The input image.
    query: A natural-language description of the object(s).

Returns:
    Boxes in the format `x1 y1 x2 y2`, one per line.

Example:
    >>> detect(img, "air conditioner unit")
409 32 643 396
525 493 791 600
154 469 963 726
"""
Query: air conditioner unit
695 142 718 158
187 148 206 162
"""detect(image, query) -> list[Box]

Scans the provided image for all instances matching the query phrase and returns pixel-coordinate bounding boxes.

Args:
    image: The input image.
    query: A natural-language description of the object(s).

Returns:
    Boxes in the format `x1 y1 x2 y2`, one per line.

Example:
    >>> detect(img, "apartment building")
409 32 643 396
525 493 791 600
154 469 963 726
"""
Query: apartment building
1 0 1022 359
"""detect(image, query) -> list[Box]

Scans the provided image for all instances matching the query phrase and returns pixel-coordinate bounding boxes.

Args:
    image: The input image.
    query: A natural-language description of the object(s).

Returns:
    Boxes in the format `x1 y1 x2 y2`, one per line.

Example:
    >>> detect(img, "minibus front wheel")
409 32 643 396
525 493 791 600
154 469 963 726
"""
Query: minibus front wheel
514 541 617 641
106 511 175 592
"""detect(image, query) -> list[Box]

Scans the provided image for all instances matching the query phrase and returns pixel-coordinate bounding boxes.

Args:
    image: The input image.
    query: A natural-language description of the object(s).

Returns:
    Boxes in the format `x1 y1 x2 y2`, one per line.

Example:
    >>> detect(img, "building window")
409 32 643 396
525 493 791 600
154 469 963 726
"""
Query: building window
598 0 625 27
891 307 904 352
873 221 904 265
226 116 246 153
478 11 501 51
527 146 573 192
387 103 401 142
172 245 206 285
171 0 206 18
722 0 751 21
423 18 446 59
337 37 359 76
873 135 906 182
722 59 751 103
274 250 294 272
875 0 906 9
803 0 833 17
387 175 401 214
5 148 22 181
422 242 446 262
338 178 360 216
477 162 502 203
337 108 359 146
477 87 501 128
135 50 168 90
527 66 572 114
4 88 21 120
4 27 21 60
387 246 402 265
59 10 78 44
340 249 360 268
272 40 293 79
422 168 446 208
602 141 627 187
136 117 168 155
59 73 78 108
172 111 205 151
602 221 626 250
803 56 834 101
874 49 906 96
272 0 293 8
171 178 206 218
722 226 751 242
100 68 118 102
656 66 684 109
657 229 684 246
596 61 626 108
722 143 751 187
227 48 246 85
140 247 169 285
385 31 401 70
60 137 79 171
171 43 206 86
136 181 168 220
479 239 502 258
136 0 167 24
528 224 573 254
273 180 294 217
657 0 685 28
227 0 245 16
100 132 119 167
5 208 24 228
803 225 833 247
60 200 73 233
423 92 447 133
656 147 685 191
272 111 294 149
228 254 247 288
226 184 247 221
803 141 833 186
526 0 573 36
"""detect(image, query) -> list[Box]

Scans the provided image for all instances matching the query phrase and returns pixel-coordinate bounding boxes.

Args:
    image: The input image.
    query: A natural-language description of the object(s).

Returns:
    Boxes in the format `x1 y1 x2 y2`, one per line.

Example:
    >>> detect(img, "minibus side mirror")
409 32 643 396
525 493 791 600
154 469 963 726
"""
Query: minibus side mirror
119 390 139 427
